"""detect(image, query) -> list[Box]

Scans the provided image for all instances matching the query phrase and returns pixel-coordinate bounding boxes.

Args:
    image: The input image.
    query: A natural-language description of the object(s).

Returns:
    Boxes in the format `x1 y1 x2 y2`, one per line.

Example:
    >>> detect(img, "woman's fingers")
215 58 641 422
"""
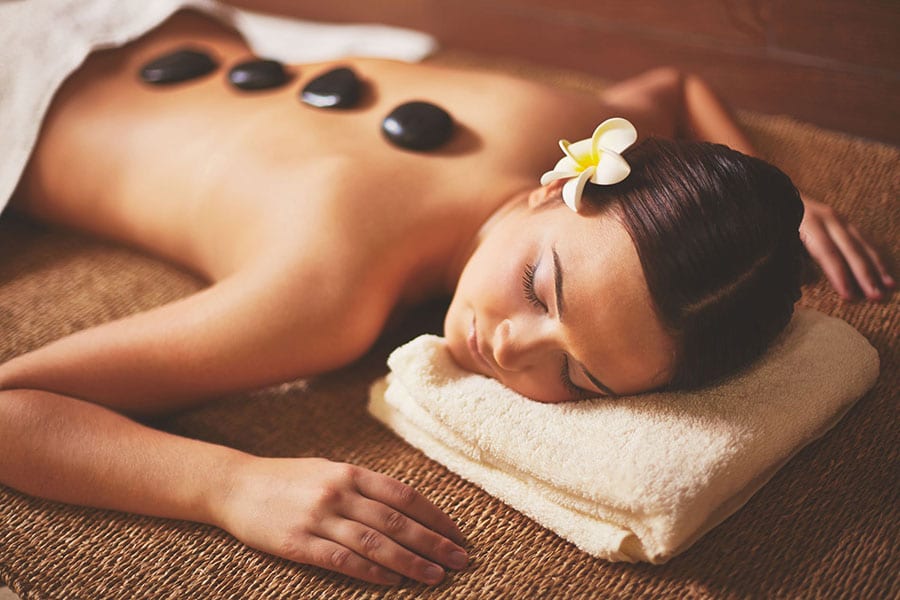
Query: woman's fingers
312 467 468 585
318 464 468 585
849 223 895 290
319 514 451 584
353 468 466 546
801 213 856 299
824 218 885 300
222 458 469 586
799 196 894 301
346 496 468 571
298 534 403 585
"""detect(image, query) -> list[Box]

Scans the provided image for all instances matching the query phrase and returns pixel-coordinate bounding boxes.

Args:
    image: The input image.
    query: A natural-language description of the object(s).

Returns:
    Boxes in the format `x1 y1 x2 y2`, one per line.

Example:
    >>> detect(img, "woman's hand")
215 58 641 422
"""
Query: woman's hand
799 196 894 301
217 456 468 585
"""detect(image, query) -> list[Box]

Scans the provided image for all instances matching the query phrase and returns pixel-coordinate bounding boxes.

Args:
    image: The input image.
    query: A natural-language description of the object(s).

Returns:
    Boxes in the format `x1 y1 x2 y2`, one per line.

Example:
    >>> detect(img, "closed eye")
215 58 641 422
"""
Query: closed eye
522 262 547 311
561 354 593 399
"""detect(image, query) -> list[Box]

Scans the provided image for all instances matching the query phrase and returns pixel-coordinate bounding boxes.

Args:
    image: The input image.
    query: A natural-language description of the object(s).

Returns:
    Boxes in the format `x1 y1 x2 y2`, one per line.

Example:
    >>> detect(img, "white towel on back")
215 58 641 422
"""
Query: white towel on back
368 308 879 562
0 0 436 215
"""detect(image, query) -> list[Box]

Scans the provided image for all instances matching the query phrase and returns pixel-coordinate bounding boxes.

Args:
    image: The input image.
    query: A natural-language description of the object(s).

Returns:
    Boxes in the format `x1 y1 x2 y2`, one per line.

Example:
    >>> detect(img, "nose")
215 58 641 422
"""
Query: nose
492 318 555 371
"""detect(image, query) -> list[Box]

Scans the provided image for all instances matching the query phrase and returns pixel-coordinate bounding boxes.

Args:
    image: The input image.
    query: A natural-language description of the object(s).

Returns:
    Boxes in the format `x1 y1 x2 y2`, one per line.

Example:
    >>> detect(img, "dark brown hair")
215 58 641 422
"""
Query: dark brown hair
585 137 805 389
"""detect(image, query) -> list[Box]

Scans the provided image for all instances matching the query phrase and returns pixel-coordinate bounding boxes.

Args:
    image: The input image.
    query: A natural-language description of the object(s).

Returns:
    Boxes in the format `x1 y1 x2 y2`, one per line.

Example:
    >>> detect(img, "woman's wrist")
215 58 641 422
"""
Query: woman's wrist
202 446 260 530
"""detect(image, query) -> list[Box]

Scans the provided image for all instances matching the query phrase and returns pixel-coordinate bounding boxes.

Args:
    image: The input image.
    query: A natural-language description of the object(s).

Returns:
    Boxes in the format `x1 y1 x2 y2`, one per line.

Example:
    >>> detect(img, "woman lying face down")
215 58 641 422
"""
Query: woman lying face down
0 8 891 589
446 137 804 402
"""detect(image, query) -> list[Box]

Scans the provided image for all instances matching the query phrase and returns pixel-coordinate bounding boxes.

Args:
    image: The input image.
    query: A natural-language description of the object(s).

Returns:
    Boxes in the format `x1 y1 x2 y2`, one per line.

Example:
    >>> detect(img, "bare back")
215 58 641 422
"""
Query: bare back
18 12 612 277
8 10 647 408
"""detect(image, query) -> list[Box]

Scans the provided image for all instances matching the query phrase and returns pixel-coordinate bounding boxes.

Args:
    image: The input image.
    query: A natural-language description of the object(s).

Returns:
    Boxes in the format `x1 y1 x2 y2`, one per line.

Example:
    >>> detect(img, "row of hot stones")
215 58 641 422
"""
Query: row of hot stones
139 48 454 151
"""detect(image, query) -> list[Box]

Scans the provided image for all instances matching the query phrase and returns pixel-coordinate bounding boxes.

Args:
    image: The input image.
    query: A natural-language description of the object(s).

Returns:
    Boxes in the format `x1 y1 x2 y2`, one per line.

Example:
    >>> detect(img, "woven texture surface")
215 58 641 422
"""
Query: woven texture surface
1 51 898 599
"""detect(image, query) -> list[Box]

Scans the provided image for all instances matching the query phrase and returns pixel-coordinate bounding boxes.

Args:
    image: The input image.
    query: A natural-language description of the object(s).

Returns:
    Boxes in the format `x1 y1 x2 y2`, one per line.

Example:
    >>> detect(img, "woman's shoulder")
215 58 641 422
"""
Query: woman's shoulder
224 222 401 371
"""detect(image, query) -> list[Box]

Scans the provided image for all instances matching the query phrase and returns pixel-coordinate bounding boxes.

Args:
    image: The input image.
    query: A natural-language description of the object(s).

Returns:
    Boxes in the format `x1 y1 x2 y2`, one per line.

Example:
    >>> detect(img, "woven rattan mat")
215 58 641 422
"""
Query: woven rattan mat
1 52 898 599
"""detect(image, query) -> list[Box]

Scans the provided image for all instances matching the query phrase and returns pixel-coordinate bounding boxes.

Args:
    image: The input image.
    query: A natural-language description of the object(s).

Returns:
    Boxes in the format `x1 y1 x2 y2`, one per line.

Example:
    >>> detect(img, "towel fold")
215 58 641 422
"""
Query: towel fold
0 0 437 215
367 308 879 562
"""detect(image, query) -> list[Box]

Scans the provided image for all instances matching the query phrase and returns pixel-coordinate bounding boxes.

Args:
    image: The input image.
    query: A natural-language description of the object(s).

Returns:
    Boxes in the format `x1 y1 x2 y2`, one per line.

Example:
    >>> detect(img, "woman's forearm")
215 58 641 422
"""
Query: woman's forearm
680 73 757 157
0 387 470 585
677 72 894 299
0 388 244 526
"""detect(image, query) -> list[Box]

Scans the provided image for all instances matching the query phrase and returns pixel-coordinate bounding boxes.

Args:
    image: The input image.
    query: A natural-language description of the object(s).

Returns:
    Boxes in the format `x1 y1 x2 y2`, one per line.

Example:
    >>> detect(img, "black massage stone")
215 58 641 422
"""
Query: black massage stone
300 67 362 109
228 59 289 91
139 48 218 85
381 101 455 151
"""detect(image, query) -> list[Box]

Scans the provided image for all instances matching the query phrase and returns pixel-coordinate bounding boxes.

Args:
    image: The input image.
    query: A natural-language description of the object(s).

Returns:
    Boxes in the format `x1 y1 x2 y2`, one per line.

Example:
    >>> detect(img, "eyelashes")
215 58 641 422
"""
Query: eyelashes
523 262 586 399
561 354 591 399
522 262 547 311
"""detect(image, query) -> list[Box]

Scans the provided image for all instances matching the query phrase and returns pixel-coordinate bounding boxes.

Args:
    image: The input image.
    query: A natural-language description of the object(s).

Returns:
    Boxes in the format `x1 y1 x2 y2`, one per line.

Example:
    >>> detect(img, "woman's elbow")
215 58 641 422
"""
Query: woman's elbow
0 357 22 392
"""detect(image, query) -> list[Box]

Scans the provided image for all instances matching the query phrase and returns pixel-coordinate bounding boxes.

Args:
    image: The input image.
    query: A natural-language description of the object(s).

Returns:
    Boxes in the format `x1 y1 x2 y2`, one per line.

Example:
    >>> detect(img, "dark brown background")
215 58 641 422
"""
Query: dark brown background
232 0 900 146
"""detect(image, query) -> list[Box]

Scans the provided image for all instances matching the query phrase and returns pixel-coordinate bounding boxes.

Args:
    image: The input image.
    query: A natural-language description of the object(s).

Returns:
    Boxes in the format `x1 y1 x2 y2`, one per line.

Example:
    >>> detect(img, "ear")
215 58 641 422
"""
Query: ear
528 180 565 209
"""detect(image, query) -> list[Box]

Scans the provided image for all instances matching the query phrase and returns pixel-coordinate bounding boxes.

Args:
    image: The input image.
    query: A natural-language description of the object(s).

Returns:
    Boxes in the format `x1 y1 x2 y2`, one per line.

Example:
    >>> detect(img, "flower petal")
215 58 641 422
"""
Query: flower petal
553 156 580 173
590 148 631 185
591 118 638 159
540 170 573 186
562 166 595 212
560 138 594 169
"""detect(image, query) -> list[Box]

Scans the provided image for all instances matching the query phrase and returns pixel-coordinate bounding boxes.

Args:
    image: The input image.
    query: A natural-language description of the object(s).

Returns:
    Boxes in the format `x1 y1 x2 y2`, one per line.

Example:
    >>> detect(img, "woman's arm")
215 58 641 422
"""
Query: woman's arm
0 387 237 527
0 257 382 415
0 264 467 584
0 388 466 584
680 71 894 301
602 67 894 301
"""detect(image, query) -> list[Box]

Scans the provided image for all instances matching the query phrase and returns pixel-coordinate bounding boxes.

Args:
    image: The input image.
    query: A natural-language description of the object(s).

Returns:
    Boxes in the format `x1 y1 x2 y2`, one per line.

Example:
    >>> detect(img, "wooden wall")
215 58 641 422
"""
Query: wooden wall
232 0 900 146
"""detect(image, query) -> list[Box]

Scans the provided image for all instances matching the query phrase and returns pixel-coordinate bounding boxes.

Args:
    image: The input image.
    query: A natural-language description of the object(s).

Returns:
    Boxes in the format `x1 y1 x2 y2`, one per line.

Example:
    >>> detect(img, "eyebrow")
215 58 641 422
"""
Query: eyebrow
552 246 618 397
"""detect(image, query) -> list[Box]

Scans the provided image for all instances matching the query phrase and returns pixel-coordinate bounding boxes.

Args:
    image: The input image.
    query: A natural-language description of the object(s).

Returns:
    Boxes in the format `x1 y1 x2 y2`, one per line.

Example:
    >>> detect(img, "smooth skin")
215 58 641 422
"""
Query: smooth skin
444 182 678 400
0 10 892 586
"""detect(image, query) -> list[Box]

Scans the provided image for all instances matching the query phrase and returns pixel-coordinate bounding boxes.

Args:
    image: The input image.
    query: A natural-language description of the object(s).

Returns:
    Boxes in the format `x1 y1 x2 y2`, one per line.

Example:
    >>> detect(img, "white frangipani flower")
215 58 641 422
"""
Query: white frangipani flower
539 118 638 212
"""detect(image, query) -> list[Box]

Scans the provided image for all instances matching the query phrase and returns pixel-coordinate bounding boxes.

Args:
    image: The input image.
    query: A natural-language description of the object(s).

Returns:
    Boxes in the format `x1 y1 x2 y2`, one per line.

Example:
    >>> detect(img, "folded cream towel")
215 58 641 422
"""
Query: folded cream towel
368 308 879 562
0 0 437 215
